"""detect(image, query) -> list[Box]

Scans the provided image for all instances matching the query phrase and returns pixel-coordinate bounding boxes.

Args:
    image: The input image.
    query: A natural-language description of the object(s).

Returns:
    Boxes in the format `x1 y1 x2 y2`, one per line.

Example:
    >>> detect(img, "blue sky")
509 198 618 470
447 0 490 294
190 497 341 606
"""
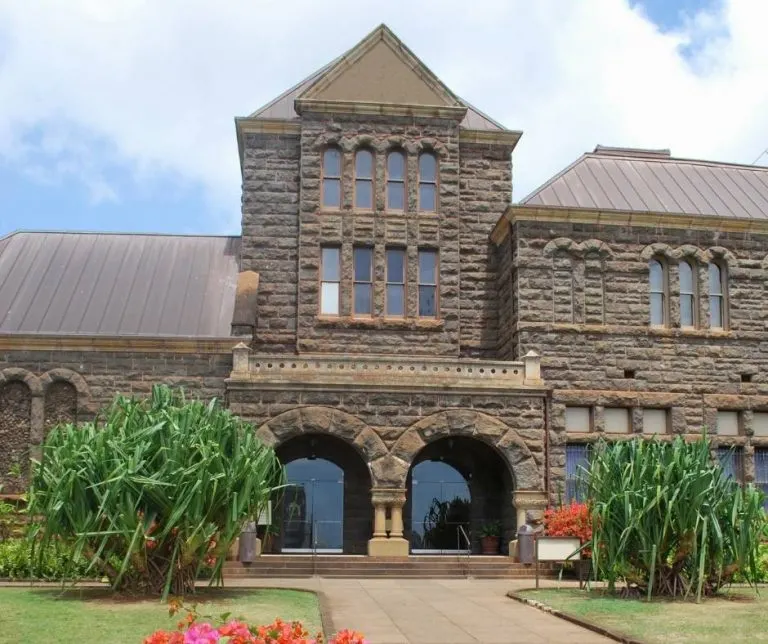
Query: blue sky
1 0 765 237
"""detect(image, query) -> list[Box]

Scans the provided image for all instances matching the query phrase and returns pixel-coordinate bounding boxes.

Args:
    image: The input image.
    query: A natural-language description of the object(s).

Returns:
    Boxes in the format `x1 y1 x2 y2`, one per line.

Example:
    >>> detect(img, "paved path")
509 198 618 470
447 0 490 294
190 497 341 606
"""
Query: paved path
228 578 611 644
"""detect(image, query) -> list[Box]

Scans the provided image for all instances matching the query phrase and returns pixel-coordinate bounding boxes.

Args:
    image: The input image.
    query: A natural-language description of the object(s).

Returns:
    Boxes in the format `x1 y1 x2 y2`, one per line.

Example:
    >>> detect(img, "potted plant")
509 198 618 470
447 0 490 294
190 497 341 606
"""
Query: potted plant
479 521 502 555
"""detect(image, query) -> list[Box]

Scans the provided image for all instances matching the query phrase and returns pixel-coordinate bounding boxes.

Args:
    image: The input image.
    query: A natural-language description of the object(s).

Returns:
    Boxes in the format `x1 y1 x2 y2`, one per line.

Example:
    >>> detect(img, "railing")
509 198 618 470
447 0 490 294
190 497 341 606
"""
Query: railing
457 525 472 578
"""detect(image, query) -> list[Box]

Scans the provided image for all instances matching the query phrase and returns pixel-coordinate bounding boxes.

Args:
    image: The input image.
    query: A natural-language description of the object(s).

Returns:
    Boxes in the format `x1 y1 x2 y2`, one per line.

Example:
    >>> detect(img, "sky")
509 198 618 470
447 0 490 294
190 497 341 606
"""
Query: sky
1 0 767 236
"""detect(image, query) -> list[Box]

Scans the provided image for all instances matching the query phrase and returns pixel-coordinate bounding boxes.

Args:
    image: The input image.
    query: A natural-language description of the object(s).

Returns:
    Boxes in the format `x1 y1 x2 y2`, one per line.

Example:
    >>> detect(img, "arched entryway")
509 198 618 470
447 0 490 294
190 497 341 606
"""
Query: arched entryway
405 436 515 555
273 433 372 555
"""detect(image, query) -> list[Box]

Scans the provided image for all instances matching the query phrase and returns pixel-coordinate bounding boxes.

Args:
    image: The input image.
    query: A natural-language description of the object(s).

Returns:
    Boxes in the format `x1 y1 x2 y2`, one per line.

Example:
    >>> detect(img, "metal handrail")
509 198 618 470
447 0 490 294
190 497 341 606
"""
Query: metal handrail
456 525 471 578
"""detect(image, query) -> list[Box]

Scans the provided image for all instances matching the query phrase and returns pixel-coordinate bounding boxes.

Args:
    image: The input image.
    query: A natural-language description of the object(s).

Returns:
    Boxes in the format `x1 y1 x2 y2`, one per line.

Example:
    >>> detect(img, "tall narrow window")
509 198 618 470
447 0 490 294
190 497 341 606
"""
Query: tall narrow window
322 148 342 208
679 261 696 327
418 249 438 317
755 449 768 510
386 248 406 316
418 152 437 212
717 447 744 484
565 444 589 503
353 247 373 316
649 259 666 326
387 150 406 210
320 247 340 315
709 262 725 328
354 149 373 209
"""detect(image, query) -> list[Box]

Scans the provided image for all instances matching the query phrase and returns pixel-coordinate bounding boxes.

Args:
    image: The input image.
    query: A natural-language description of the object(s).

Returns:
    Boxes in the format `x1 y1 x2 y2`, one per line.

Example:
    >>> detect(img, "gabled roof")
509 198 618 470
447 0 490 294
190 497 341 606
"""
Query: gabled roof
520 146 768 220
249 24 505 131
0 231 240 337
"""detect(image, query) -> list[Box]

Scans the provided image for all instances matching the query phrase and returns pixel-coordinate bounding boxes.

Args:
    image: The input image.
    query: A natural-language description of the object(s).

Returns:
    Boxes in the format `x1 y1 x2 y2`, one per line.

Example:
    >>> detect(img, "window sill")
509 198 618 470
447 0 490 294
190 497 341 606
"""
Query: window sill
315 315 444 330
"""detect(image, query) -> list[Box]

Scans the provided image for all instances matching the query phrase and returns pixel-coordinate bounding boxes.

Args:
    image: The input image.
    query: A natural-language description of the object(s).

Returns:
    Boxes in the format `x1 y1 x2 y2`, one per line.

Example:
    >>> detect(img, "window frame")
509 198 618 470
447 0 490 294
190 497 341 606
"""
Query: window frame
565 406 593 433
386 149 407 212
417 248 439 318
678 259 698 328
604 407 632 434
352 246 374 317
708 261 727 329
565 443 590 504
385 247 406 318
417 151 438 212
642 408 670 435
353 148 374 210
321 147 343 210
649 257 669 327
319 246 341 316
716 446 745 484
755 448 768 510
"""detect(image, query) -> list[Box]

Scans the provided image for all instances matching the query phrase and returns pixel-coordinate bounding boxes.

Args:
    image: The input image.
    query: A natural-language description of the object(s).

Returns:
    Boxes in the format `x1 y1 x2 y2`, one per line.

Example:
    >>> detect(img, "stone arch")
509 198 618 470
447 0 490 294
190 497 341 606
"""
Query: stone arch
543 237 578 257
706 246 736 265
640 242 675 261
673 244 708 263
255 406 387 467
385 410 541 490
40 369 91 428
0 368 42 397
580 239 613 257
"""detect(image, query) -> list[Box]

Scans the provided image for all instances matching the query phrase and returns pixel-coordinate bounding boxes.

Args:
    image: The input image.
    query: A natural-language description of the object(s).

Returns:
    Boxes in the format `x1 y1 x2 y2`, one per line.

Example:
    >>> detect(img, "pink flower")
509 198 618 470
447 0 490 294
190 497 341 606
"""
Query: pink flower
184 623 221 644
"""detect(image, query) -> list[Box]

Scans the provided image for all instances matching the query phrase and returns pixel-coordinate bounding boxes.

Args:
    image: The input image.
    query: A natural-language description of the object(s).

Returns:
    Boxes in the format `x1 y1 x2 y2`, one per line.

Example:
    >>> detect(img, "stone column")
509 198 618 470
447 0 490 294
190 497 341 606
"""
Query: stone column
509 490 548 560
368 488 409 557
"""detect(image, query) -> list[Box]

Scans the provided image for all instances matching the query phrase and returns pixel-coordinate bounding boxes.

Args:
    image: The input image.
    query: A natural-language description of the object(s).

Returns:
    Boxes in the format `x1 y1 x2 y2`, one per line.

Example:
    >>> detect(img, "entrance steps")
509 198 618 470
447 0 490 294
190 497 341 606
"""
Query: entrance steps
222 555 557 579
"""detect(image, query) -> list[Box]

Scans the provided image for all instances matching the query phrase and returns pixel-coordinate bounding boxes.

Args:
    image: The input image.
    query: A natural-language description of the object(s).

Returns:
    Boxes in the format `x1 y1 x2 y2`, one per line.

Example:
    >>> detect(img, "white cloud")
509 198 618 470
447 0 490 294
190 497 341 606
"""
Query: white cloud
0 0 767 229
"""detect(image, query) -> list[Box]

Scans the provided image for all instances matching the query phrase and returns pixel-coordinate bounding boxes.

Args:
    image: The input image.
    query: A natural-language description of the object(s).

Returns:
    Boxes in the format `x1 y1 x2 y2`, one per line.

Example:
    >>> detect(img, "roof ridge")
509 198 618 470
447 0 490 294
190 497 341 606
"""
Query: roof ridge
586 152 768 172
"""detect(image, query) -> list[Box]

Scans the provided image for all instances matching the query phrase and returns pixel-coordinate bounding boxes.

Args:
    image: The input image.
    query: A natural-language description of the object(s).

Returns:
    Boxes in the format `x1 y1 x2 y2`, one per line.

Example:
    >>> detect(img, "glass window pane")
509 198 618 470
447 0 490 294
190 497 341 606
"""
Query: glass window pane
650 293 664 325
566 444 589 503
355 180 372 209
709 263 722 295
355 150 373 178
419 285 436 317
565 407 591 432
353 247 372 281
717 410 739 436
680 294 694 326
387 151 405 180
679 261 693 292
605 408 630 433
387 284 404 316
386 249 405 283
320 282 339 315
324 148 341 177
323 179 340 208
419 184 436 212
754 413 768 437
643 409 667 434
717 447 744 482
419 153 436 182
354 283 372 315
649 260 663 291
387 182 405 210
419 250 437 285
321 247 340 281
710 296 722 328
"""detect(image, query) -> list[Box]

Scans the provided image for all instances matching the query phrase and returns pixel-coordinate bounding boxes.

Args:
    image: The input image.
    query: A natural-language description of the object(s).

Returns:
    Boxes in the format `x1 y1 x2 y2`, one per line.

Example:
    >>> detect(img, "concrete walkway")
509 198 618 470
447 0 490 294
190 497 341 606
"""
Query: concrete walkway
227 578 611 644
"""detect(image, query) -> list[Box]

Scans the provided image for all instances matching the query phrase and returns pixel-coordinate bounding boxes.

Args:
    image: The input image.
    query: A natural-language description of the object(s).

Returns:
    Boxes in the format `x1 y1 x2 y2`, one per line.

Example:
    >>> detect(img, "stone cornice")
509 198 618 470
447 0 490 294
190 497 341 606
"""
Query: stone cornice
294 98 468 121
491 204 768 245
235 117 301 174
0 334 239 355
458 129 521 149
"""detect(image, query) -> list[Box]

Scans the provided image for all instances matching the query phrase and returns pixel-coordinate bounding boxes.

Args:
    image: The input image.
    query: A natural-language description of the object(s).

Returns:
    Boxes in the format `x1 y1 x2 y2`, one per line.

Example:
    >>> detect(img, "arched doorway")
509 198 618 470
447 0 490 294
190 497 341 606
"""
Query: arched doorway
274 434 371 555
405 436 515 555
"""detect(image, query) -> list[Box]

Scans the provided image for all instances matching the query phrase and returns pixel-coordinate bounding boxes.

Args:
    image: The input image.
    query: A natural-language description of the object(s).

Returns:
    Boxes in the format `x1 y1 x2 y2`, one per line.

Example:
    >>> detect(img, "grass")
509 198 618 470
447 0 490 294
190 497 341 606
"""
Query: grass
519 588 768 643
0 587 322 644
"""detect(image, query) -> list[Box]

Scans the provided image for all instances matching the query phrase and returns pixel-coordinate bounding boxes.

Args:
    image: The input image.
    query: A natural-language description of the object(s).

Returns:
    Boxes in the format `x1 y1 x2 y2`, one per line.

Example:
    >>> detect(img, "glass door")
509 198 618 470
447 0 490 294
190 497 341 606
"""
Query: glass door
282 458 343 553
410 460 470 554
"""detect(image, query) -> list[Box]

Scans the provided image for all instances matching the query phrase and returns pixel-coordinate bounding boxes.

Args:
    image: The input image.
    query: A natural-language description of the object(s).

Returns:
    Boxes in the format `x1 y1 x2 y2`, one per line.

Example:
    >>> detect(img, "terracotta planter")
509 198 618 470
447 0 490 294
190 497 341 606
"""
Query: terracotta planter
480 535 500 555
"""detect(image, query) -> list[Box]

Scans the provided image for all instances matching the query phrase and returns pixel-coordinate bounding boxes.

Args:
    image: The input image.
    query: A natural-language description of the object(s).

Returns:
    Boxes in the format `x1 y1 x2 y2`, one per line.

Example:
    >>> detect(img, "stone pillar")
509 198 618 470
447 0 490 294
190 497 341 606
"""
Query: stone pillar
231 342 251 376
523 351 542 385
509 490 548 560
367 488 409 557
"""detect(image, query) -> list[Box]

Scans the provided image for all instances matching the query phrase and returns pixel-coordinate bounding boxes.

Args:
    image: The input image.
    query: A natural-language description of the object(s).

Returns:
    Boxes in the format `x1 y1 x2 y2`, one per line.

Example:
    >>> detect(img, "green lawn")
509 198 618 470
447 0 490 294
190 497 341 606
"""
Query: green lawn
519 588 768 644
0 587 322 644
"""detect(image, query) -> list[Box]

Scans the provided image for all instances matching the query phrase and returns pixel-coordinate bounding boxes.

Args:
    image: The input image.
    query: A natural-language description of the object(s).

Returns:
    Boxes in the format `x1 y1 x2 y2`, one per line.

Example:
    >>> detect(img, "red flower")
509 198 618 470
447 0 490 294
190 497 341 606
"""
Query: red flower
543 502 593 557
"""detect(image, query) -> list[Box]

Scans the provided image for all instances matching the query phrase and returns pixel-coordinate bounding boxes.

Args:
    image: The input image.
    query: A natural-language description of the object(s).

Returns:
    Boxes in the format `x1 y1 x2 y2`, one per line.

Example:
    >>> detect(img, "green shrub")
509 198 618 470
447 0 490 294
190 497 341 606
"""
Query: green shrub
0 538 93 580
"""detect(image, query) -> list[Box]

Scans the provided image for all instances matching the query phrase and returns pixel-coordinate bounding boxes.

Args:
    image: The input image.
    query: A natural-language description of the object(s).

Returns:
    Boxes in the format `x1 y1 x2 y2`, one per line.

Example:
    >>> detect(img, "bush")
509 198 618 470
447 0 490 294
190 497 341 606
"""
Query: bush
543 502 592 557
0 538 92 580
27 385 284 598
585 436 765 599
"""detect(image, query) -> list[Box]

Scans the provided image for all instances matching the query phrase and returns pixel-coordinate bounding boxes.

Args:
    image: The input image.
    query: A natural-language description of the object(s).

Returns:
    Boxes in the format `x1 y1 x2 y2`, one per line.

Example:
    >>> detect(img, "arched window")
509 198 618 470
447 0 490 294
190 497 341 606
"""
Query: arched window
649 258 667 326
322 148 342 208
709 262 726 328
418 152 437 212
679 260 697 327
386 150 406 211
354 149 373 209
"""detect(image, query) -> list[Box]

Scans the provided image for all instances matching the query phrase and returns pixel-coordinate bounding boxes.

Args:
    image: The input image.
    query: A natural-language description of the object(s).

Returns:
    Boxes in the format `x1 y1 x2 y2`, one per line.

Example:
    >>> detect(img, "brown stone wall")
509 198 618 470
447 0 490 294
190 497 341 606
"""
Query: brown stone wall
240 131 301 353
0 381 31 492
507 218 768 496
458 142 513 358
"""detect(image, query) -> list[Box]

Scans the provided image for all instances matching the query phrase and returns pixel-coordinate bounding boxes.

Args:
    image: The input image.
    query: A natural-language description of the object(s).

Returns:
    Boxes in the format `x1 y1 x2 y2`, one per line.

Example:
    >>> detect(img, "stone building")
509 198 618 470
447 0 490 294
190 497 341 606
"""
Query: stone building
2 25 768 558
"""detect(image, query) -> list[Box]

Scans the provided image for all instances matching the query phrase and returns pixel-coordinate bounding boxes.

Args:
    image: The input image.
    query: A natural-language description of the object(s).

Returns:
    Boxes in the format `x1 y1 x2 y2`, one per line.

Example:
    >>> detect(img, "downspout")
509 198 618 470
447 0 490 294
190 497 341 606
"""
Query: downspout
544 388 552 506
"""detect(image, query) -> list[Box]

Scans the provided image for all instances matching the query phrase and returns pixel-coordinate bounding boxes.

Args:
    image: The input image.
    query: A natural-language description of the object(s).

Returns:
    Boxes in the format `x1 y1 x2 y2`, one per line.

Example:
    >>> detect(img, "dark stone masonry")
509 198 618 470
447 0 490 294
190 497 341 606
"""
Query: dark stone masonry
3 24 768 556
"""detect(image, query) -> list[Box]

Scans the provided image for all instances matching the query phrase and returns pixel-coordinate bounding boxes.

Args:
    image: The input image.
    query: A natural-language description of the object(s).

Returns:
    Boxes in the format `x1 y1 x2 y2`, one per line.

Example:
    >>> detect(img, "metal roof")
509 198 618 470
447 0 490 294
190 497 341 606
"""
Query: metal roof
0 231 240 337
521 147 768 219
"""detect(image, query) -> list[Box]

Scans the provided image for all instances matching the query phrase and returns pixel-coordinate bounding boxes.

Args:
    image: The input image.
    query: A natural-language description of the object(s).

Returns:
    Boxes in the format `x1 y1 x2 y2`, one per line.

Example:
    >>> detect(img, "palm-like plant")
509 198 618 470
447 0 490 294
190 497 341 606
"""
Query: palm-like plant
27 385 284 598
584 437 764 600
